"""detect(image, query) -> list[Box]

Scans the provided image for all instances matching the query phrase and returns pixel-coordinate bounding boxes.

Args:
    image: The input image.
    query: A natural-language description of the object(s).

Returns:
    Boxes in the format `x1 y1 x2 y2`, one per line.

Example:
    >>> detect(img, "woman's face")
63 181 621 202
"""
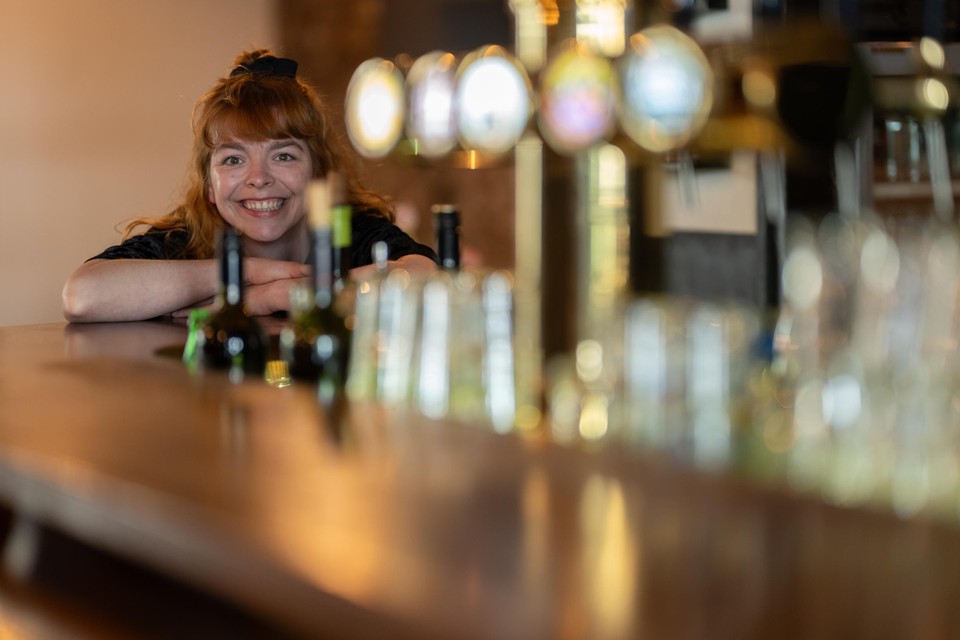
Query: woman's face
207 137 314 255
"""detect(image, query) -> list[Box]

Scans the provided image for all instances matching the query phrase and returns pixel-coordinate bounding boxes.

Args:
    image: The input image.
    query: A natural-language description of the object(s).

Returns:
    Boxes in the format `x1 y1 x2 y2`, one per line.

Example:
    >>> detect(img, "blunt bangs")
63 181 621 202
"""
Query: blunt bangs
198 78 323 149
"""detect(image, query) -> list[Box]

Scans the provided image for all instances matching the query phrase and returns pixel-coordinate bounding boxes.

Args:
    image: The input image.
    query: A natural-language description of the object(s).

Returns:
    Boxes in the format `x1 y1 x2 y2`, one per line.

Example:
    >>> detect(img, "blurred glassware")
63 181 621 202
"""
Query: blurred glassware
346 243 390 401
446 270 488 423
621 297 686 451
350 264 519 432
686 302 760 471
376 268 421 406
483 270 517 434
345 294 378 400
416 271 454 419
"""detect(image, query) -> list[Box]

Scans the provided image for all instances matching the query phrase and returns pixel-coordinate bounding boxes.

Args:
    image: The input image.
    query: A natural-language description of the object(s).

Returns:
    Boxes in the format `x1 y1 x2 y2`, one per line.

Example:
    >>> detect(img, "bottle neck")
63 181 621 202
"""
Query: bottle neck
311 227 334 308
436 212 461 270
331 203 353 284
219 229 244 306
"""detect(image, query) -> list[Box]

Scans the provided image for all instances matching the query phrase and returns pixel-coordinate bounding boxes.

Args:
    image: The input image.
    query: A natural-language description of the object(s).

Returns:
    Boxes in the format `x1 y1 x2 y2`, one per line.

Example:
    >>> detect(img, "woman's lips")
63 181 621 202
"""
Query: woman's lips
241 198 286 216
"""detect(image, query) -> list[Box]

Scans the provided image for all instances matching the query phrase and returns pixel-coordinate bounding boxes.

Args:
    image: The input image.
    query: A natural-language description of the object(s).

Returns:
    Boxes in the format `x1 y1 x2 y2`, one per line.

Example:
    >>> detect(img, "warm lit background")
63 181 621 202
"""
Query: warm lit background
0 0 280 326
0 0 516 327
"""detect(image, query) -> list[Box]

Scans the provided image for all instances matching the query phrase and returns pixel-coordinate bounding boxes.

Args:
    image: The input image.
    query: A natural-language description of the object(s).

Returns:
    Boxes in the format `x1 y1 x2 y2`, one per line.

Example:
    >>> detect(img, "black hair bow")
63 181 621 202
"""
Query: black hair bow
230 56 298 78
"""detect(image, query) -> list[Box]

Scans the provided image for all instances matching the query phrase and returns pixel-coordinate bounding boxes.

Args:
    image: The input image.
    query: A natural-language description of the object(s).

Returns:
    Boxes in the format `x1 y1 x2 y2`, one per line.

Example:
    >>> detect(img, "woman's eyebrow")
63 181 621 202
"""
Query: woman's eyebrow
212 139 304 153
269 139 305 150
212 141 245 152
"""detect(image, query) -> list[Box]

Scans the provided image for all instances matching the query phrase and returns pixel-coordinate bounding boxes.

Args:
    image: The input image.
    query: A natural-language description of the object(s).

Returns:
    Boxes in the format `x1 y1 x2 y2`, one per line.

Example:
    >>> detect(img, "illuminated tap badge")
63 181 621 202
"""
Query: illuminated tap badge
538 41 619 154
345 58 406 159
619 25 713 153
406 51 459 159
455 46 533 155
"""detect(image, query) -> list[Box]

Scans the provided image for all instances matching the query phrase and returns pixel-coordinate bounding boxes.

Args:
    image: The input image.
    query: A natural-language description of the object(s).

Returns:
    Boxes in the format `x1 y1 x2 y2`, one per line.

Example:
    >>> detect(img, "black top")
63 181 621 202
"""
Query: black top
90 209 438 266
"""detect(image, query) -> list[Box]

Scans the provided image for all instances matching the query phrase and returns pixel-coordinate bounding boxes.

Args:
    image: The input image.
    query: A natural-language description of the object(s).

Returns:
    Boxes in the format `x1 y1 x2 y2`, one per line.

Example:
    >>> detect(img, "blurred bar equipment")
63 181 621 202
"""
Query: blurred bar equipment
870 37 958 220
339 0 960 522
509 0 550 434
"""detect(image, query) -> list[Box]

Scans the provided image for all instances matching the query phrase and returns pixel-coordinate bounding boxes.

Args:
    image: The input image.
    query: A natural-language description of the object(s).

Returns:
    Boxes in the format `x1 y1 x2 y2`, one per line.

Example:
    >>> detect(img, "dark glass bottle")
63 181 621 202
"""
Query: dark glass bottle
433 204 461 270
329 171 353 290
202 227 267 380
283 179 352 391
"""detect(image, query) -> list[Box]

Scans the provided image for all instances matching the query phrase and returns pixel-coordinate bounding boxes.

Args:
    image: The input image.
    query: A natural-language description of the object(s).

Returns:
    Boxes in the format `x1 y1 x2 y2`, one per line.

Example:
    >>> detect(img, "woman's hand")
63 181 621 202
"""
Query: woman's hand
171 255 434 319
244 258 310 287
241 258 310 315
349 254 437 280
171 258 309 318
243 275 311 316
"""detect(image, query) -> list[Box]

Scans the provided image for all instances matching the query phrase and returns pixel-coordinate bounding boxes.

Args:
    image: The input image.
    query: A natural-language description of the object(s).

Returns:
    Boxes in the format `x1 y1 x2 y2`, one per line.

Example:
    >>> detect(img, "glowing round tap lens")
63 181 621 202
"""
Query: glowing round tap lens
406 51 459 158
345 58 405 159
920 37 946 70
456 47 532 155
538 42 618 154
619 25 713 152
920 77 950 112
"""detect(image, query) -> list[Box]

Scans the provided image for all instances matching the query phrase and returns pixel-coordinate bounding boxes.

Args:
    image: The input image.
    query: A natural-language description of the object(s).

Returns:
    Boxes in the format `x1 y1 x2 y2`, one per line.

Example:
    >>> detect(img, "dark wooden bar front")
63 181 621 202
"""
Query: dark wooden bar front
0 322 957 638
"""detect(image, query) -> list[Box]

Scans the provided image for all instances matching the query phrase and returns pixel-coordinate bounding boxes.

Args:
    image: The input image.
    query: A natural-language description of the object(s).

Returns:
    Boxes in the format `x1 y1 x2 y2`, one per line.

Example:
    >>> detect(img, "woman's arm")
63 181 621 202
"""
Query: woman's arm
348 254 437 281
62 259 217 322
62 258 310 323
391 254 437 273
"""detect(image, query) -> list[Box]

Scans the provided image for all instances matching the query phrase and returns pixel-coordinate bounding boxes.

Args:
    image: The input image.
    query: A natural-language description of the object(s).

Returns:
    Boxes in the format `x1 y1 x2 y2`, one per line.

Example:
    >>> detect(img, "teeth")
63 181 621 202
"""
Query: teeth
243 199 283 212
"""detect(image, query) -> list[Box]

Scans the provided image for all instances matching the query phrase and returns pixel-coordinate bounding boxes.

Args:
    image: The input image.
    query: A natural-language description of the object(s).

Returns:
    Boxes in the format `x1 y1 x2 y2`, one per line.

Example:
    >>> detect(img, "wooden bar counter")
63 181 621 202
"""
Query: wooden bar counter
0 321 958 638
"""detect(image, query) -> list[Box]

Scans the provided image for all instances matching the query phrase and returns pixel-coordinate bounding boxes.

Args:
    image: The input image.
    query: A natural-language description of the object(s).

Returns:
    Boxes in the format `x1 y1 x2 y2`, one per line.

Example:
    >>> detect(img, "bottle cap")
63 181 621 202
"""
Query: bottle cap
431 203 458 217
328 171 346 205
307 178 331 228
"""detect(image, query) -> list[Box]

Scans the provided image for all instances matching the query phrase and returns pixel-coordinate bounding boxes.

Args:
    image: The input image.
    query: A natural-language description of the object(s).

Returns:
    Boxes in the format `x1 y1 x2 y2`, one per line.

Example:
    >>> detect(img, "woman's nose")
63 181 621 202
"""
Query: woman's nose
245 159 274 187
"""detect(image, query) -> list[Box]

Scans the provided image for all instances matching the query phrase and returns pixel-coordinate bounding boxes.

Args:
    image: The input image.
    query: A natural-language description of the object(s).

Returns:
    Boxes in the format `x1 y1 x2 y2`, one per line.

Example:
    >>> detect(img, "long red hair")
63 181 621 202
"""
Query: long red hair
123 49 391 258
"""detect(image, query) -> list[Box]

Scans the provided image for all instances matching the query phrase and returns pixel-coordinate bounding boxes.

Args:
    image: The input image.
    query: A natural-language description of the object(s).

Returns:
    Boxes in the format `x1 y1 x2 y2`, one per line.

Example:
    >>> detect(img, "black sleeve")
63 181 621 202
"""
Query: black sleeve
87 229 191 261
351 209 438 267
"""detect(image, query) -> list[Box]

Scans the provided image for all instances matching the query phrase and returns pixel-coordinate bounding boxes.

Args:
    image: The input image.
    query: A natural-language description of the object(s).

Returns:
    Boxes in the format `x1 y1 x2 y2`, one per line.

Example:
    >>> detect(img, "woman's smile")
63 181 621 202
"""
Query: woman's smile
207 137 314 257
241 198 287 214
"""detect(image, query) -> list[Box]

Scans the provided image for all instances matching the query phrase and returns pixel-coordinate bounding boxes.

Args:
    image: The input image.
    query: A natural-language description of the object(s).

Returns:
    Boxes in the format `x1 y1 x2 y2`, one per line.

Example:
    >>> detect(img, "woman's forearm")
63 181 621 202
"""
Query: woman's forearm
349 254 437 280
62 259 218 322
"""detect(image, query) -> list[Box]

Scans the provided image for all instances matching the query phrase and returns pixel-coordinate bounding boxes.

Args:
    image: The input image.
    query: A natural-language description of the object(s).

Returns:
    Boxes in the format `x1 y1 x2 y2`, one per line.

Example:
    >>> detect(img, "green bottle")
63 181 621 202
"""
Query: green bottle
329 171 353 291
282 178 352 392
202 227 267 381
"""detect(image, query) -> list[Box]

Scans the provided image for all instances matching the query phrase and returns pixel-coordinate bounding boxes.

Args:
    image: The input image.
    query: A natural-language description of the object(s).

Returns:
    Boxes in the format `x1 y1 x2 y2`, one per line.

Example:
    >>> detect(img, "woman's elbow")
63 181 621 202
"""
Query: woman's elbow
395 254 438 273
61 274 96 322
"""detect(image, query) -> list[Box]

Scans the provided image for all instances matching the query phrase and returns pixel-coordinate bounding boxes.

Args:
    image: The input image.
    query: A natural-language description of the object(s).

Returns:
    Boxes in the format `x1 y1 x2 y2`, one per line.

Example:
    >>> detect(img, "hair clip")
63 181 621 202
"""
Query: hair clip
230 56 298 78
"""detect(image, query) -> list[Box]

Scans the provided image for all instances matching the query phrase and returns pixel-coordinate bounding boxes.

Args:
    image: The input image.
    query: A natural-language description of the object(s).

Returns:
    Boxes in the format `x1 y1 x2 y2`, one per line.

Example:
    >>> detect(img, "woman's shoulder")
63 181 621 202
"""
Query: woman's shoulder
88 227 192 261
349 205 438 266
350 205 390 223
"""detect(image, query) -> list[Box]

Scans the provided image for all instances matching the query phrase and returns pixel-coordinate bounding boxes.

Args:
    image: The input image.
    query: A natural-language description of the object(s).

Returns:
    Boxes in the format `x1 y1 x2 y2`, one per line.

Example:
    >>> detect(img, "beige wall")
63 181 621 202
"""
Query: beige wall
0 0 279 326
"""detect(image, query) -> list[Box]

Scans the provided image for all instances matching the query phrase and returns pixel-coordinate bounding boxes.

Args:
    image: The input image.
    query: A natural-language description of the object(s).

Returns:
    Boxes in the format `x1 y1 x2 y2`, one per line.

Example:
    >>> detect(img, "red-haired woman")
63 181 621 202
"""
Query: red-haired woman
62 49 436 322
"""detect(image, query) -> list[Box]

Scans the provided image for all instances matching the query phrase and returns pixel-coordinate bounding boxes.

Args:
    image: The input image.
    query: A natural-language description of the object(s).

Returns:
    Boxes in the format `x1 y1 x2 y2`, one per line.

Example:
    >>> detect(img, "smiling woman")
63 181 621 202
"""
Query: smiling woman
61 49 437 323
207 138 314 257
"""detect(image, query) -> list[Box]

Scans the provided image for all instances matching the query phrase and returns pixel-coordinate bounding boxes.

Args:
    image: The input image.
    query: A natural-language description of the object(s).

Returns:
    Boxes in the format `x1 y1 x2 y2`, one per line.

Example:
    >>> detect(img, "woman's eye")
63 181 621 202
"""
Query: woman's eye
222 156 243 166
276 152 295 161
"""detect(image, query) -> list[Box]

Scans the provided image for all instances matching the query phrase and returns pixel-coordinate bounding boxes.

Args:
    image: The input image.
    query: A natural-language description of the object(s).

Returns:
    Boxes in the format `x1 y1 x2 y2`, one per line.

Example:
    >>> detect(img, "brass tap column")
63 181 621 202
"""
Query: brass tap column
507 0 547 432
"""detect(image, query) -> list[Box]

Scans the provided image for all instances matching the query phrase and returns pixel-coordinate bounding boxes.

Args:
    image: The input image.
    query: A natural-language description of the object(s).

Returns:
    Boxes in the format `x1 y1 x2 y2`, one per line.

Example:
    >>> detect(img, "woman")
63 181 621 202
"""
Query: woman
62 49 436 323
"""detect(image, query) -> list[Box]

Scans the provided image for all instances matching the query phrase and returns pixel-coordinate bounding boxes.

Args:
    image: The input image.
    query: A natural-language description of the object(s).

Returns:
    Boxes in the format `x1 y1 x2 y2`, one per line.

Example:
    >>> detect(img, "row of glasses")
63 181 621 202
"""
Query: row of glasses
346 265 518 433
545 294 763 471
767 211 960 520
543 210 960 524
